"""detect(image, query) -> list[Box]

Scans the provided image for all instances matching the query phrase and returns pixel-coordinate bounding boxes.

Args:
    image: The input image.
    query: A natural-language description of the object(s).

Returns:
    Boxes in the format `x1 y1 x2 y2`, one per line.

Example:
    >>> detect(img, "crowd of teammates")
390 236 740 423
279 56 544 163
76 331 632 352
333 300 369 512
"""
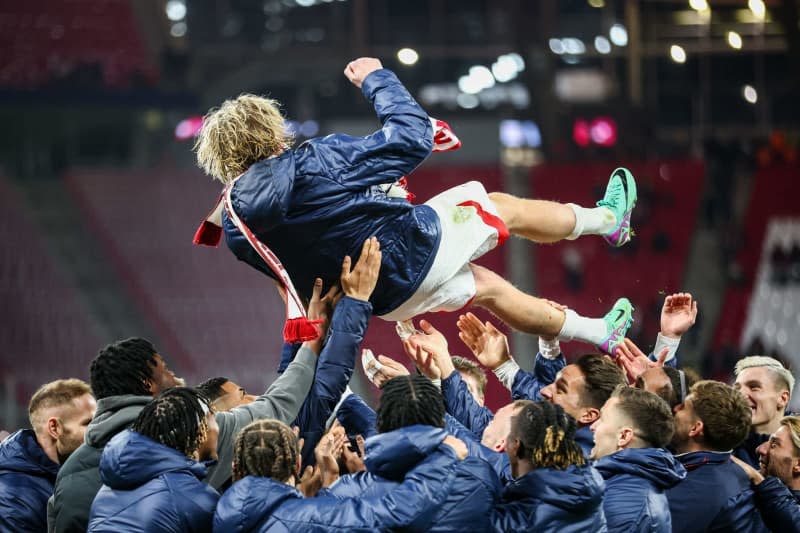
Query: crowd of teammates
0 236 798 532
2 57 799 532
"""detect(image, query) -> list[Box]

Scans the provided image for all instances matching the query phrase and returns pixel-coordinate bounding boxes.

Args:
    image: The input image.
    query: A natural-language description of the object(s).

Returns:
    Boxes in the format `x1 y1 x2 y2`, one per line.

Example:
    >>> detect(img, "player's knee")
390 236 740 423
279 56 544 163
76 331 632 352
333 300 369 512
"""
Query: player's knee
488 192 516 229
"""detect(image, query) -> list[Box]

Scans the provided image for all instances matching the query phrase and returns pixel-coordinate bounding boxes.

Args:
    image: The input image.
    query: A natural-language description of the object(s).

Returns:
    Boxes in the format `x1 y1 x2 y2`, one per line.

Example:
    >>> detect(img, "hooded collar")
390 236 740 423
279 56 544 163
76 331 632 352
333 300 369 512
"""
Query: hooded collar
85 395 153 447
215 476 300 532
363 425 447 481
504 463 605 512
673 449 732 471
99 429 208 490
0 429 59 481
594 447 687 489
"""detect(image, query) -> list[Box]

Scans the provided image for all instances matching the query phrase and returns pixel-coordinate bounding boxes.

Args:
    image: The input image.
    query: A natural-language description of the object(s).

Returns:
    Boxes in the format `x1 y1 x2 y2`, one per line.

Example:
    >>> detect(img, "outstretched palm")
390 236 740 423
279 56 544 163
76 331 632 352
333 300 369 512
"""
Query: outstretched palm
660 293 698 338
456 313 510 370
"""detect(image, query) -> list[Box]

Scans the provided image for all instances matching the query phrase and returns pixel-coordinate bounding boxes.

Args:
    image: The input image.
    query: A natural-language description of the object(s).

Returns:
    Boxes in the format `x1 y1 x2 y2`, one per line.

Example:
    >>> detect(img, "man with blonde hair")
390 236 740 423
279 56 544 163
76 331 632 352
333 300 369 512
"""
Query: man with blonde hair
193 56 638 355
732 415 800 532
0 378 95 531
734 355 795 468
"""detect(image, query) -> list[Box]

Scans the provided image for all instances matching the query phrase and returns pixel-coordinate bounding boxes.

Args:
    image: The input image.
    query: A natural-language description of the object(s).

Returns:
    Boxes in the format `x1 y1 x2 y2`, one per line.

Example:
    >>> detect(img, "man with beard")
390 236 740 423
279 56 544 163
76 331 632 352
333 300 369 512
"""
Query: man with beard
0 379 96 531
666 380 768 532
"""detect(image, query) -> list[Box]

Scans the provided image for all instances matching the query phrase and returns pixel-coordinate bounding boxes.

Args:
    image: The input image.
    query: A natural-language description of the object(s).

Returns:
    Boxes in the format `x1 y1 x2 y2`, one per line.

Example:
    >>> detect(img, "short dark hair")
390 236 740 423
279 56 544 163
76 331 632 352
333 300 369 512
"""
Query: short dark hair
574 354 627 410
451 356 487 397
510 401 585 469
132 387 211 458
376 375 445 433
90 338 158 399
196 377 230 402
690 380 751 451
232 419 298 483
612 385 674 448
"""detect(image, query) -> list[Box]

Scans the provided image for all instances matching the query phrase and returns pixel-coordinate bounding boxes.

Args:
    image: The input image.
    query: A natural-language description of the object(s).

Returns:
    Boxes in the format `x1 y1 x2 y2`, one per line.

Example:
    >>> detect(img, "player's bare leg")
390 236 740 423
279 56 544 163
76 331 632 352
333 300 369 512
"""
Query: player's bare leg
468 264 633 354
488 167 637 247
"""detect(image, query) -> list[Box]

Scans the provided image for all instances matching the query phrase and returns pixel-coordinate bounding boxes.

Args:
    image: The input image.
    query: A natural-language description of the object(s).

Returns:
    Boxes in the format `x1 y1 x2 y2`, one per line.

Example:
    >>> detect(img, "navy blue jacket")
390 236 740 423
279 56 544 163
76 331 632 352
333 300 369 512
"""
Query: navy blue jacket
445 414 513 485
666 451 768 533
491 463 607 532
511 353 567 402
292 296 370 466
326 425 502 532
752 477 800 533
335 392 378 440
594 447 686 532
441 354 566 440
442 371 494 440
223 68 436 316
0 429 60 532
88 430 219 532
213 444 462 532
733 430 770 469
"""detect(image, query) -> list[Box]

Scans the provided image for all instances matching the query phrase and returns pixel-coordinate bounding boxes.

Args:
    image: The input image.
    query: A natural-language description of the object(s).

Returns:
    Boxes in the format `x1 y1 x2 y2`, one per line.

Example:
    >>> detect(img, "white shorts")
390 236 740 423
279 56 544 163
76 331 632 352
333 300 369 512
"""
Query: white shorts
379 181 508 322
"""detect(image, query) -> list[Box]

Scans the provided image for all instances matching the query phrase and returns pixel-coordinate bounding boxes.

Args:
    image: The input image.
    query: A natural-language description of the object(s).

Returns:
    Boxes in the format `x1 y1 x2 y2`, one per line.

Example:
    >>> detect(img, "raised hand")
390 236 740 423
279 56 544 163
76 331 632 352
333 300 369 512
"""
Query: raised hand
314 426 348 489
660 292 698 339
363 350 410 388
340 237 382 302
615 338 667 383
456 313 510 370
407 319 456 379
344 57 383 89
297 464 322 497
342 435 367 474
304 278 340 354
403 340 442 380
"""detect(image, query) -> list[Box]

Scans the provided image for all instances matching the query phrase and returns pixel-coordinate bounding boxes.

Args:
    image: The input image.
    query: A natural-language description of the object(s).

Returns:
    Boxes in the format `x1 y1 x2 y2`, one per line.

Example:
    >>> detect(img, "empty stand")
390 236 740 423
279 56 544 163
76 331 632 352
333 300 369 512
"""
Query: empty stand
0 175 101 413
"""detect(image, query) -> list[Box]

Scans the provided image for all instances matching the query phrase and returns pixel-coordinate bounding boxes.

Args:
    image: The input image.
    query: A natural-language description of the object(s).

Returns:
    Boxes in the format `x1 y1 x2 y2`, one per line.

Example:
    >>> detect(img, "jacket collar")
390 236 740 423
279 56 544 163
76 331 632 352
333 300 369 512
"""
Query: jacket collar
673 450 732 471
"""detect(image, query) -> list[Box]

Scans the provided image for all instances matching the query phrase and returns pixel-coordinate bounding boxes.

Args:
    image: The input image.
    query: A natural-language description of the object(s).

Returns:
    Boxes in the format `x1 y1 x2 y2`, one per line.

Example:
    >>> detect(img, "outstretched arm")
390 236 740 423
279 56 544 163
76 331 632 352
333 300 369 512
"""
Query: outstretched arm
309 58 433 190
296 238 381 466
650 292 698 366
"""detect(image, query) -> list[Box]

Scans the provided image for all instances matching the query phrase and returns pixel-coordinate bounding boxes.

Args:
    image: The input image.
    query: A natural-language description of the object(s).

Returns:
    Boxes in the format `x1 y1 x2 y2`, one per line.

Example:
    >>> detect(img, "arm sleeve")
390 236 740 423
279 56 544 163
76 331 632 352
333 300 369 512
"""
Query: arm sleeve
207 347 317 488
336 393 378 439
294 297 371 465
753 477 800 533
309 69 433 190
649 333 680 367
510 353 565 401
441 371 495 438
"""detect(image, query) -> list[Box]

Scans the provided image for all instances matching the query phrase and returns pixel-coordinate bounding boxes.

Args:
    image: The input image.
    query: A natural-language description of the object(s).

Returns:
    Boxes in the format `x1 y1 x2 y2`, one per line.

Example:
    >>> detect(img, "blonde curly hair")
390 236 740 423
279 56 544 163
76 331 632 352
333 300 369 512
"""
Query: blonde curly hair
194 94 294 184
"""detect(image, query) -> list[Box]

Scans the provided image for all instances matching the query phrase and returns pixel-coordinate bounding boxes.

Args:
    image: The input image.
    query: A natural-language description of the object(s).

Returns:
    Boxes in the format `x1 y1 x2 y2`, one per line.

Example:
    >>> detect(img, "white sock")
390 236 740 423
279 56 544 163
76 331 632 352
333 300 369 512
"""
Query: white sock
566 203 617 240
558 309 608 345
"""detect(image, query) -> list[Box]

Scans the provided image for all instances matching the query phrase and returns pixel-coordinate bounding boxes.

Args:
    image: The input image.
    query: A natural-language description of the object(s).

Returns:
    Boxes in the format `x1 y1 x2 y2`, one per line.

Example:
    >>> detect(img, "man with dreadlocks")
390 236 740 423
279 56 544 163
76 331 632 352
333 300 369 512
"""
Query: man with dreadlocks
193 56 637 355
88 387 219 532
49 338 183 533
213 417 470 532
491 400 607 531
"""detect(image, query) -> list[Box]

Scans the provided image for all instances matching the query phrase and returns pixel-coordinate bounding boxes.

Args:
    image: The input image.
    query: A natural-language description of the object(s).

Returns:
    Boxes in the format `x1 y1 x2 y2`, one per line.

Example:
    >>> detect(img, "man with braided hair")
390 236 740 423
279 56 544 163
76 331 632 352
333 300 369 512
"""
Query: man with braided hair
591 386 686 532
51 302 322 531
88 387 220 532
491 400 607 531
214 416 471 532
193 56 637 354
